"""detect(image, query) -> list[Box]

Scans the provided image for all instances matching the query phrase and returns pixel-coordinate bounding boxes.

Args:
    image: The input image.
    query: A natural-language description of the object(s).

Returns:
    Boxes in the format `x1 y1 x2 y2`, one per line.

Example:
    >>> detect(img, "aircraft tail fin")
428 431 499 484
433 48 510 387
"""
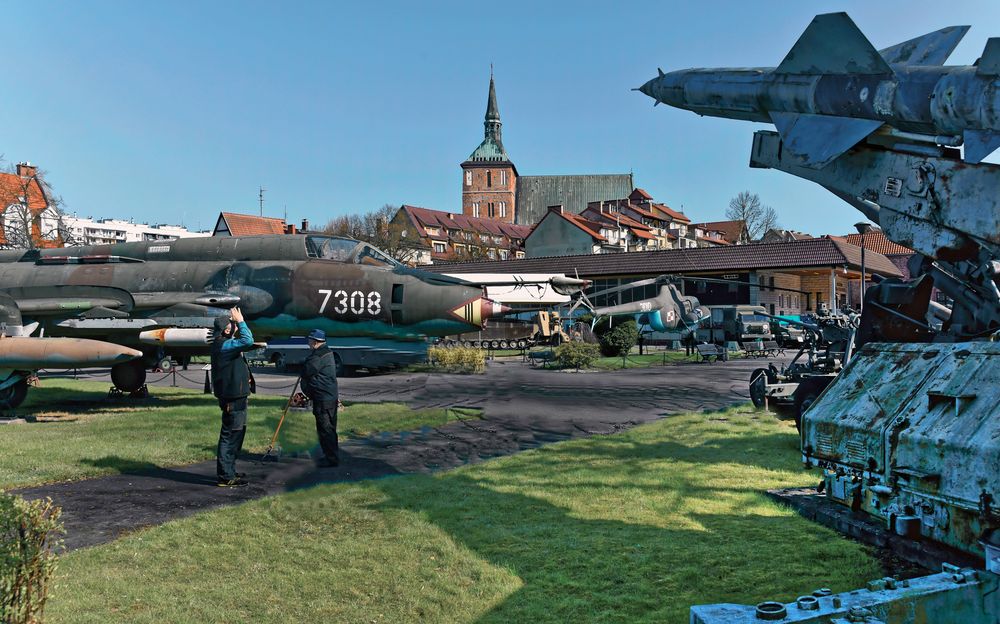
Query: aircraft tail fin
976 38 1000 75
775 12 894 75
879 25 970 65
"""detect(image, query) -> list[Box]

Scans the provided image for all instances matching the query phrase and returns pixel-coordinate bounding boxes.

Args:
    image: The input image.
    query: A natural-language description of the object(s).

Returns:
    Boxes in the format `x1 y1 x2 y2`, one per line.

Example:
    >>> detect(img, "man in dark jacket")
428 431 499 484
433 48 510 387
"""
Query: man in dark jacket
300 329 340 467
211 307 254 487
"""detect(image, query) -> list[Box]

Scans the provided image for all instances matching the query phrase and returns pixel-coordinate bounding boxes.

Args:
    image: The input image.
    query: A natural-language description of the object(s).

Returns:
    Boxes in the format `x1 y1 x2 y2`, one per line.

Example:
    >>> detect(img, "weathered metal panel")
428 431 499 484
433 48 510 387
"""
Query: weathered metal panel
802 342 1000 556
691 567 999 624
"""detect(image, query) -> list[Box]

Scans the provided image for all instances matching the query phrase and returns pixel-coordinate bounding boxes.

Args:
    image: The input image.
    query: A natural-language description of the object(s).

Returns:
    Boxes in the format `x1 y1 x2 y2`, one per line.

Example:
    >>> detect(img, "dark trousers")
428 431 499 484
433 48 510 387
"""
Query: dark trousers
217 397 248 480
313 401 339 461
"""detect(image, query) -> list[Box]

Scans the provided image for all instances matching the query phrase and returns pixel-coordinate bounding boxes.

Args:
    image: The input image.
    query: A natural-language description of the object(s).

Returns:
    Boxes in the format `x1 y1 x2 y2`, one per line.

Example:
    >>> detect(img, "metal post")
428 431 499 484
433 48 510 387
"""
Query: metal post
860 241 866 313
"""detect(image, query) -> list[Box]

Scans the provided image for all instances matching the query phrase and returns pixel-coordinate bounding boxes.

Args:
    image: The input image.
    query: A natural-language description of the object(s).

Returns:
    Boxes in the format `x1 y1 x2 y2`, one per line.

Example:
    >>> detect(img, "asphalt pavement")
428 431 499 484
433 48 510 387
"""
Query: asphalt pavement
17 356 787 550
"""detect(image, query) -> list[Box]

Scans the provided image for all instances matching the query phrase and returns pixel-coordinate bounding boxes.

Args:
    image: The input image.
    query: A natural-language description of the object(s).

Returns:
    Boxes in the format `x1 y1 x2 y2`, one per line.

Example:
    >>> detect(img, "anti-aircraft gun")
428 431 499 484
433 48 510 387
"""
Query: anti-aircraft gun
749 309 860 426
640 11 1000 622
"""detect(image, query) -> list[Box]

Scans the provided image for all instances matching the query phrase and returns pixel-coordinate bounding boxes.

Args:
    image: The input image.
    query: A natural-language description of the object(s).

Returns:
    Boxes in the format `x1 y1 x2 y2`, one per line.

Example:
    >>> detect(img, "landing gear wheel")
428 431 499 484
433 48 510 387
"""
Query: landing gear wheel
111 360 147 393
157 357 173 373
0 378 28 410
749 368 769 408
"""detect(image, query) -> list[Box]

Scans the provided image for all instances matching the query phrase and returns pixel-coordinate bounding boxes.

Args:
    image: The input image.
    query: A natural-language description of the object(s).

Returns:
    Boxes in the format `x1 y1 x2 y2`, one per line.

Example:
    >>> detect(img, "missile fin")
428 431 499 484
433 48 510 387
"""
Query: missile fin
962 129 1000 164
775 12 894 75
770 112 882 169
879 25 970 65
976 38 1000 76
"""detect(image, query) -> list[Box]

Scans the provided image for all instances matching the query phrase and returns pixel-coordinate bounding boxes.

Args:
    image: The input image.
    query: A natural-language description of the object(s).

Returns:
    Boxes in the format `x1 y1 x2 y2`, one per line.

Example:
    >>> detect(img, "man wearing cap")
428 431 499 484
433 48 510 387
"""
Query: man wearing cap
300 329 341 467
210 307 255 487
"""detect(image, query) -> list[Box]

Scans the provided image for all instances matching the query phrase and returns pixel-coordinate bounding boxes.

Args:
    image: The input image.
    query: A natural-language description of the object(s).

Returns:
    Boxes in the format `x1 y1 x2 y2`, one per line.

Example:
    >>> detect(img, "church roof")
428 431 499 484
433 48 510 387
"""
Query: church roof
515 174 634 224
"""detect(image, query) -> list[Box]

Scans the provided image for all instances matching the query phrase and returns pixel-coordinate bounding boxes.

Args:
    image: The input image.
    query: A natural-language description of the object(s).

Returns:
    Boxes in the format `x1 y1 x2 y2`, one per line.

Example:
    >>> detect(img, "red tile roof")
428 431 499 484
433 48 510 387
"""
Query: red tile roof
426 236 902 278
553 211 607 242
629 187 654 200
692 220 747 244
219 212 287 236
838 231 914 256
401 205 532 240
651 203 691 223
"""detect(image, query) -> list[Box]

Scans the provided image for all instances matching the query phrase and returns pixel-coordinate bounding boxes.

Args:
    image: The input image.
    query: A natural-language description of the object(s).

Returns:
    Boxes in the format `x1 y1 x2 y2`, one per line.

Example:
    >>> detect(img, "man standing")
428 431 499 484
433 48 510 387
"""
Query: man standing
300 329 340 467
211 307 254 487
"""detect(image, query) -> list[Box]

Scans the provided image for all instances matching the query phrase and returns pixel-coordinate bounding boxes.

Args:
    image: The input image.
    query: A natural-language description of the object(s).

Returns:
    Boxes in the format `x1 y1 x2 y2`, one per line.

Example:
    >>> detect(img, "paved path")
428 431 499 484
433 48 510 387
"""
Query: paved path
20 358 783 550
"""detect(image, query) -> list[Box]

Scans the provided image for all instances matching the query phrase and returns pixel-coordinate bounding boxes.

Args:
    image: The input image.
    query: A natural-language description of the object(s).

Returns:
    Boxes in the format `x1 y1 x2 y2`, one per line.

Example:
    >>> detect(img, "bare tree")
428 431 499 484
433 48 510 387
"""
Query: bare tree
0 161 79 249
725 191 779 241
322 204 422 264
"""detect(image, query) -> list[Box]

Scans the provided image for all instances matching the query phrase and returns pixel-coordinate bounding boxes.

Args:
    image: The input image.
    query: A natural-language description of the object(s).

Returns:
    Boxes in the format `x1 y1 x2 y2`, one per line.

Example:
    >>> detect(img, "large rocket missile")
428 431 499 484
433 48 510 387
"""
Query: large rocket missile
638 13 1000 167
138 328 213 347
0 337 141 369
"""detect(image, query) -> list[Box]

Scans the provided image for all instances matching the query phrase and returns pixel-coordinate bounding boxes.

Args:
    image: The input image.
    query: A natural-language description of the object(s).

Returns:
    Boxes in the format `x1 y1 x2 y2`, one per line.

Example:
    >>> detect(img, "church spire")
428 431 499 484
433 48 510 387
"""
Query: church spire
484 72 502 141
466 70 510 163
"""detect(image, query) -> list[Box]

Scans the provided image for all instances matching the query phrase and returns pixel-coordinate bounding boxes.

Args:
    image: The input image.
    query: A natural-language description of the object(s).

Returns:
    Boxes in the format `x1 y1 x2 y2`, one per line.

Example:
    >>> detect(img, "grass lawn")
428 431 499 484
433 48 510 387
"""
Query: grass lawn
0 380 477 489
47 405 881 623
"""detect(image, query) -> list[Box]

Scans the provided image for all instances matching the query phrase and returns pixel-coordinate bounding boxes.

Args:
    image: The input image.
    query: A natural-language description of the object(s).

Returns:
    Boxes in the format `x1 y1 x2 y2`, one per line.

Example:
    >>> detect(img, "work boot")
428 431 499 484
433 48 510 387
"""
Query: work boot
217 477 249 488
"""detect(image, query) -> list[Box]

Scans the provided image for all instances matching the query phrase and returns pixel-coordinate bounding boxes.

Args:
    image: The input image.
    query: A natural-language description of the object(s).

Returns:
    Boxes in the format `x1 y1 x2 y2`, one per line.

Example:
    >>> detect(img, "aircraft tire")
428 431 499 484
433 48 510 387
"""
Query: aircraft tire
0 378 28 410
111 360 147 393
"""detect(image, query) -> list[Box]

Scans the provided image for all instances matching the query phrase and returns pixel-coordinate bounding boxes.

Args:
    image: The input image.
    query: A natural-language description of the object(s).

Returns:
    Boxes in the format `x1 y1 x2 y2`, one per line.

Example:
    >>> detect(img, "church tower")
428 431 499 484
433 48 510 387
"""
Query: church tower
461 73 517 223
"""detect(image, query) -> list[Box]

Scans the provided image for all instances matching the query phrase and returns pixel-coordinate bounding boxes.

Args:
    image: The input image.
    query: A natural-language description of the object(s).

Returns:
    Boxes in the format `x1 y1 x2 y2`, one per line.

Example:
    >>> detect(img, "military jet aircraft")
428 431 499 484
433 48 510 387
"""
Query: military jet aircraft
0 233 573 407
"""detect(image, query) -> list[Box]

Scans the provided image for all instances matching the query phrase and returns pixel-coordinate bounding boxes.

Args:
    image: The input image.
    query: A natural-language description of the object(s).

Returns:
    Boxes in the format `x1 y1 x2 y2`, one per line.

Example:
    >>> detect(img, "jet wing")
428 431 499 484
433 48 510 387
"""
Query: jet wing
770 112 883 169
879 25 970 66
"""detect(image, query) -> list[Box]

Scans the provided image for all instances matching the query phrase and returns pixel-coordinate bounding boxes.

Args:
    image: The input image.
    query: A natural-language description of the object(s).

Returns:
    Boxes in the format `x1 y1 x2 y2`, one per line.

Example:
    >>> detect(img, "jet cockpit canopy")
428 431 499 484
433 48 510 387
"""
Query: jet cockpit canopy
305 235 400 267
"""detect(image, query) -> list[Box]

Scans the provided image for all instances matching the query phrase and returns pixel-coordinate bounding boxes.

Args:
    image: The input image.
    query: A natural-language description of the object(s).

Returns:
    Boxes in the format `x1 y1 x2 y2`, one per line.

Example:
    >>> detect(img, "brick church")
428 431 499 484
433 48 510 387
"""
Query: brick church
460 74 632 226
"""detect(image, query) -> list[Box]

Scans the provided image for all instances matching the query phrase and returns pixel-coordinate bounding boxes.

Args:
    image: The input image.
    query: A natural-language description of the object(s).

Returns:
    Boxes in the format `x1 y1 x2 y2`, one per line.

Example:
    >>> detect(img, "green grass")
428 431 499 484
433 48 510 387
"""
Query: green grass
46 405 880 623
0 380 477 489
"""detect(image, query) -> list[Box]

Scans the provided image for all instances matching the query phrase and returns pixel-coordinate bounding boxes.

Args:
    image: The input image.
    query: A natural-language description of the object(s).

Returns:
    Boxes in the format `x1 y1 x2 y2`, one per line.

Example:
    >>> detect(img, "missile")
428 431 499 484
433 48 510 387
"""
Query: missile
638 13 1000 167
0 337 141 369
447 297 511 326
138 328 213 347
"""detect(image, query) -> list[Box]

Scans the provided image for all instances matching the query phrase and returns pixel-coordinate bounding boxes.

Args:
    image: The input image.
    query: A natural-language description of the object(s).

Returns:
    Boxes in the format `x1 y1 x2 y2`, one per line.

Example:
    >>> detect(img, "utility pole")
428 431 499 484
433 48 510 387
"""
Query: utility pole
258 186 266 216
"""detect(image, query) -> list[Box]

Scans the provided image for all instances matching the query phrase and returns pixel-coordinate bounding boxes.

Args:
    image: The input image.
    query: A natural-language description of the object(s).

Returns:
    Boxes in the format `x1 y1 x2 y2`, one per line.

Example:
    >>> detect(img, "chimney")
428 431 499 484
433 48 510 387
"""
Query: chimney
16 162 36 178
301 218 309 231
447 213 454 220
547 204 564 215
286 224 297 234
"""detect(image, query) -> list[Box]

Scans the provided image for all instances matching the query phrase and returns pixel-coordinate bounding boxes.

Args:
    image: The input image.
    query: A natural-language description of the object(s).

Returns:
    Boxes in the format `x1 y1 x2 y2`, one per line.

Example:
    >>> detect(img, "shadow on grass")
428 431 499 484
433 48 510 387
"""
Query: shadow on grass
362 416 859 623
80 456 218 486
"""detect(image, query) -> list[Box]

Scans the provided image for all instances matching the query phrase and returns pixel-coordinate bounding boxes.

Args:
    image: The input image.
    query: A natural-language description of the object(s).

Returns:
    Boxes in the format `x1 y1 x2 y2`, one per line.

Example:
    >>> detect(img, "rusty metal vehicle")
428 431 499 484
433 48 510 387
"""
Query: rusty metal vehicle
643 11 1000 622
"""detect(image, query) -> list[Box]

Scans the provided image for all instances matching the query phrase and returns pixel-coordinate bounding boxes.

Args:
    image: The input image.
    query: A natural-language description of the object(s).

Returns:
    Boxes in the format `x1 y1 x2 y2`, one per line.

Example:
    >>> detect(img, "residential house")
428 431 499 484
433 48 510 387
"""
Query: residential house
393 205 531 263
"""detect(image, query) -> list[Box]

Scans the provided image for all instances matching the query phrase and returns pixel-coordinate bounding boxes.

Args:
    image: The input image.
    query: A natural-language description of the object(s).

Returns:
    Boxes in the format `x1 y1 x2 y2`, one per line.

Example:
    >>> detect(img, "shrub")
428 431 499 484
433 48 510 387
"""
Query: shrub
0 494 63 624
428 345 486 373
553 342 601 370
599 319 639 357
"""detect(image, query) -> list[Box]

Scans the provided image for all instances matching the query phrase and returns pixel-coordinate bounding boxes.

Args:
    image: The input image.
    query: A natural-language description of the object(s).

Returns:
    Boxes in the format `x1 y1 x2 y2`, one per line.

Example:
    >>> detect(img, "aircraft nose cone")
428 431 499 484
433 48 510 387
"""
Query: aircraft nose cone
638 76 658 99
482 298 511 320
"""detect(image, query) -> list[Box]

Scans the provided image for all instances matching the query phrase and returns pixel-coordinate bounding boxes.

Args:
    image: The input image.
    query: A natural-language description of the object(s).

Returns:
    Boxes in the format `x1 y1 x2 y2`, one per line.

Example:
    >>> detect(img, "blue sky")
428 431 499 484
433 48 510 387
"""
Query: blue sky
6 1 999 235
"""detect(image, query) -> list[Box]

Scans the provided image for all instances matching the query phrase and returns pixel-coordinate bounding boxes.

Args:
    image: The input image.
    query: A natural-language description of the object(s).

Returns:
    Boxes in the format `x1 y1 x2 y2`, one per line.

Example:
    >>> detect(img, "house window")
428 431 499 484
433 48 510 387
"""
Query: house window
488 203 495 218
500 170 507 185
472 202 480 218
499 202 506 218
487 171 492 187
515 251 525 259
465 171 472 186
499 249 508 260
487 249 496 259
433 242 446 253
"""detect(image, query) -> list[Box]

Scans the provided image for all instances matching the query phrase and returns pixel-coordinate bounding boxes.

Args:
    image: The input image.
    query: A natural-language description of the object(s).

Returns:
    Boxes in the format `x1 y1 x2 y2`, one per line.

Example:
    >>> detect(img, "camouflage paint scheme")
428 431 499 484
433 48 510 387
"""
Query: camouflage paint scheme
0 234 507 402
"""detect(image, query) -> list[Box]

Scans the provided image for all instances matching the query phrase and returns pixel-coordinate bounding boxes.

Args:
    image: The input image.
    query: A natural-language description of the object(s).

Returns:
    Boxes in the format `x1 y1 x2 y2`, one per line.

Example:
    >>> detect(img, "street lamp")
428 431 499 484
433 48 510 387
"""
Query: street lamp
854 222 879 313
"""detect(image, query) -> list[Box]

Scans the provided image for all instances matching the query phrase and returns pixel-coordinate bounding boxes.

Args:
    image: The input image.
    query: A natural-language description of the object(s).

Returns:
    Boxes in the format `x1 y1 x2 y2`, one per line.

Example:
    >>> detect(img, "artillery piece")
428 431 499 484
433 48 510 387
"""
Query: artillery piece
749 309 859 427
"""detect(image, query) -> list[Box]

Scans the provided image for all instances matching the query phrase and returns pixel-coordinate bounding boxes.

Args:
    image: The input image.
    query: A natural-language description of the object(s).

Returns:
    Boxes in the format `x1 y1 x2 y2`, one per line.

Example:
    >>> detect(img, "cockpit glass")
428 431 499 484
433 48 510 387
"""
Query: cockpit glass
352 243 399 267
304 235 399 267
305 236 361 261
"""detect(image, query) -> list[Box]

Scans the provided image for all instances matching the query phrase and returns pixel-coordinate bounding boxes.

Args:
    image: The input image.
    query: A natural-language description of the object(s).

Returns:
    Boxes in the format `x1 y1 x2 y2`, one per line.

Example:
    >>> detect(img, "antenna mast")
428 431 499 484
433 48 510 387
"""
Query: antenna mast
258 186 266 216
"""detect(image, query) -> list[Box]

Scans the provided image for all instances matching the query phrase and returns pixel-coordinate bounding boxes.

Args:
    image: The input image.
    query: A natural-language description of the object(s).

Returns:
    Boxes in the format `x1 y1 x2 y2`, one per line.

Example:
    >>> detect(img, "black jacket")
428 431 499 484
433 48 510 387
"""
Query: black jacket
210 339 252 401
301 345 338 404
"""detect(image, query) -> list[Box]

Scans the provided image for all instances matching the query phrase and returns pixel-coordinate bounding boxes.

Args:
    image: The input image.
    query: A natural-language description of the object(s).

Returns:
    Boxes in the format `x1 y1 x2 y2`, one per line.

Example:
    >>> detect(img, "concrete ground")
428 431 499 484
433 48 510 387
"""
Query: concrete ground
17 356 788 550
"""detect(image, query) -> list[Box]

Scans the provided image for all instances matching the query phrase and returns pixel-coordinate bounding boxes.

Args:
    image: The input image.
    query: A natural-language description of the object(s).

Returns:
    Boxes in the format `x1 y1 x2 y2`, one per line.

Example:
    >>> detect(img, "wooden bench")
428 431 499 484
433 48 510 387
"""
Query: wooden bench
697 343 726 363
527 349 555 367
762 340 784 357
